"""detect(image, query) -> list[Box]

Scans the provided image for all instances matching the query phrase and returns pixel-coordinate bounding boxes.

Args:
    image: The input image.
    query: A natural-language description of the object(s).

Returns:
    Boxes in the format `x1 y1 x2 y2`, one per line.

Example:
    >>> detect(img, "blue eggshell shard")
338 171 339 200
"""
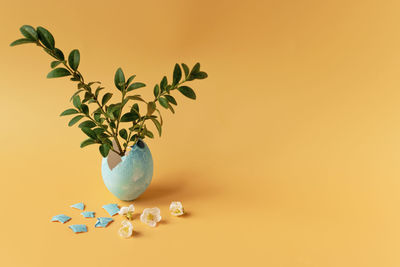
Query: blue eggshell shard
81 211 95 218
70 202 85 210
51 214 71 224
95 217 114 228
69 224 87 233
102 204 119 216
101 140 153 201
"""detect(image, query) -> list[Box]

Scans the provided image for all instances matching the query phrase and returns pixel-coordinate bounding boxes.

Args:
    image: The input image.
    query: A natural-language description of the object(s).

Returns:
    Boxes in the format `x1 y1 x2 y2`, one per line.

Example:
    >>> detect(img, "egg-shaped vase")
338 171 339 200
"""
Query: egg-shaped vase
101 140 153 201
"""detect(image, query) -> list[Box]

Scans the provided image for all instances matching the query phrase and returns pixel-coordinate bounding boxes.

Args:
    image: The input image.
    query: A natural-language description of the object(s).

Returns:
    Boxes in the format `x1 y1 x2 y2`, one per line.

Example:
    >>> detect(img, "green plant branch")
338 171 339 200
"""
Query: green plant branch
130 78 186 147
36 41 126 156
95 98 124 155
11 25 208 158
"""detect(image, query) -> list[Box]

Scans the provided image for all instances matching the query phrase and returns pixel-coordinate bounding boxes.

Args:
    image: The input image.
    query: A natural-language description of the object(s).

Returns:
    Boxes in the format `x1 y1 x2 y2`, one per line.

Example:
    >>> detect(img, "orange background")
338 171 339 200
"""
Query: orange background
1 0 400 266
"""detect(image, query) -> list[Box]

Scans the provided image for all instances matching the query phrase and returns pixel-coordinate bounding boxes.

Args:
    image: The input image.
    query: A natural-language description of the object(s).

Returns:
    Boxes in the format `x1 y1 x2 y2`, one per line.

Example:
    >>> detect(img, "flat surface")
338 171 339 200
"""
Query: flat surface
1 0 400 266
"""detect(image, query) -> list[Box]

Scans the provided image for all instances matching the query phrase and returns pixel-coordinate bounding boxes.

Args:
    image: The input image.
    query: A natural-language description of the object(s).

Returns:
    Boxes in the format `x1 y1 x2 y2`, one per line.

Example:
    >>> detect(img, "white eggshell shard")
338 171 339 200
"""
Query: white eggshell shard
101 140 153 201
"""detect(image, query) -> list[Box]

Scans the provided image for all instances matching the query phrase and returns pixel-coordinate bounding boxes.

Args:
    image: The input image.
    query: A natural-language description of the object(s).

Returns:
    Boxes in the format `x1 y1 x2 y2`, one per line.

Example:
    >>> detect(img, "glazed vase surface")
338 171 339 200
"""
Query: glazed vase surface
101 140 153 201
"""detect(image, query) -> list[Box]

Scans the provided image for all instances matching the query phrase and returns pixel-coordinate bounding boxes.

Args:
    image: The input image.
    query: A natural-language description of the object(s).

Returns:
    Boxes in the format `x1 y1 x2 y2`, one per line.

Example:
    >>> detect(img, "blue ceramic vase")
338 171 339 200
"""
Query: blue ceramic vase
101 140 153 201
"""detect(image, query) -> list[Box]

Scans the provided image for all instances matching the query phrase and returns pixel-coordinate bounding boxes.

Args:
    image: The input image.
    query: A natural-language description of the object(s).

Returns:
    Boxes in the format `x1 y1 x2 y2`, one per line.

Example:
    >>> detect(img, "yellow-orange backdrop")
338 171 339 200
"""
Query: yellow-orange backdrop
1 0 400 266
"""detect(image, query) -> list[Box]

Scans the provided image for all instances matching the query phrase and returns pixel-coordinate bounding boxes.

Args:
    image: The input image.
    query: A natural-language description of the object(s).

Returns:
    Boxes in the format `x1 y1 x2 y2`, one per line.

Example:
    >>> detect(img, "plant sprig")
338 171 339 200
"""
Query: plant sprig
11 25 208 158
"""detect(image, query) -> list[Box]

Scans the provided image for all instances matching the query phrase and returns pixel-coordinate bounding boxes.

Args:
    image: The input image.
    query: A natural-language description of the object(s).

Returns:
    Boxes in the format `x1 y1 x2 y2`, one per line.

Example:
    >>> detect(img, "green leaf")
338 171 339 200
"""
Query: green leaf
97 133 109 141
37 26 55 49
20 25 38 41
60 108 79 116
119 129 128 140
93 128 106 136
10 38 35 46
130 134 138 141
164 95 177 105
187 62 201 81
150 118 162 137
107 103 122 119
82 92 92 103
156 109 163 125
192 62 200 73
81 127 97 139
178 86 196 99
145 129 154 138
47 68 71 78
78 120 96 128
95 86 105 98
167 103 175 114
72 95 82 109
160 76 168 92
114 67 125 91
173 63 182 86
88 81 101 86
103 138 113 147
159 97 169 109
131 103 140 114
192 71 208 79
99 143 111 157
182 63 189 77
51 61 61 68
120 112 139 122
80 138 96 148
127 82 146 92
68 115 84 126
153 84 160 98
81 104 89 115
126 95 146 102
53 48 64 61
94 113 101 122
147 102 156 116
126 75 136 85
102 93 113 106
68 49 80 71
